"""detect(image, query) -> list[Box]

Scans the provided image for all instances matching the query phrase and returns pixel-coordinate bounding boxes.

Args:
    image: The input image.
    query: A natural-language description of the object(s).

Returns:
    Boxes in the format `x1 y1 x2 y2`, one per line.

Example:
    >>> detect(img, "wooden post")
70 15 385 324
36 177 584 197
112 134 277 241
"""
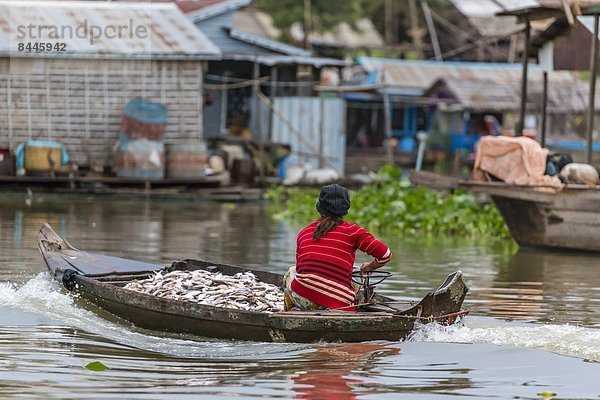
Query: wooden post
408 0 423 58
45 70 52 140
65 71 71 141
586 14 599 165
269 67 277 142
517 20 531 136
7 77 13 149
303 0 312 51
508 33 517 63
197 63 203 141
84 67 90 144
541 71 548 148
103 65 110 167
384 0 394 45
220 72 228 134
253 61 265 180
382 88 394 165
318 95 325 168
26 77 32 140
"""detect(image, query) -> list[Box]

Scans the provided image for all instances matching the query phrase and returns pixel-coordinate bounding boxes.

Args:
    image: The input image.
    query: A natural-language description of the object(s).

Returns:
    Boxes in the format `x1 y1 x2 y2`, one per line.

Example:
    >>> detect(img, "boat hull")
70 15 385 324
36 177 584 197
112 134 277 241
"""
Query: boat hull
38 223 468 343
461 182 600 252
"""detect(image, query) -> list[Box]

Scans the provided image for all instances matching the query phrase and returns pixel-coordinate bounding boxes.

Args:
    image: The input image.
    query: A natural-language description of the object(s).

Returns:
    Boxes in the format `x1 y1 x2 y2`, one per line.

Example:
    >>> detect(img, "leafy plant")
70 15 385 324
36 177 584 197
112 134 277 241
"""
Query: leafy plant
84 361 109 371
266 166 511 240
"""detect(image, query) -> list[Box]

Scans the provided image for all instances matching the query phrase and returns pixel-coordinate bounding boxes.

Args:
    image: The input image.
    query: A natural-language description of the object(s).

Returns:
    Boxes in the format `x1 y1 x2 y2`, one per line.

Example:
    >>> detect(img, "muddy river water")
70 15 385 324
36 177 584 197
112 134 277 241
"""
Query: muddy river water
0 193 598 399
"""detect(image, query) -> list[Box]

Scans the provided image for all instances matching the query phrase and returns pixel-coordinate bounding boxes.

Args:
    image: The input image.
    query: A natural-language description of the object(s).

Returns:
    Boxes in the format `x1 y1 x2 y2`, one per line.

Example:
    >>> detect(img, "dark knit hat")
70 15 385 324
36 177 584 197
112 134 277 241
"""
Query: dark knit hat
316 184 350 217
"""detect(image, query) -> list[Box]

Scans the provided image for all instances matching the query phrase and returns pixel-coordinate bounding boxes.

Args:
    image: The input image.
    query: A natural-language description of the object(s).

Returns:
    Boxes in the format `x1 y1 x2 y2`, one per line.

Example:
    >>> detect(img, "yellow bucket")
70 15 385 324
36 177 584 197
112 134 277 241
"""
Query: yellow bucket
24 146 62 172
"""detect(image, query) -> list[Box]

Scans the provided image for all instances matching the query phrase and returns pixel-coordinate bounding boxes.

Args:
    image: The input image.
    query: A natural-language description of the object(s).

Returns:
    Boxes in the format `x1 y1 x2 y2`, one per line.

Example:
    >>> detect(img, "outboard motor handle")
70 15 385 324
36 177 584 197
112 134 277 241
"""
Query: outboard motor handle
62 269 79 291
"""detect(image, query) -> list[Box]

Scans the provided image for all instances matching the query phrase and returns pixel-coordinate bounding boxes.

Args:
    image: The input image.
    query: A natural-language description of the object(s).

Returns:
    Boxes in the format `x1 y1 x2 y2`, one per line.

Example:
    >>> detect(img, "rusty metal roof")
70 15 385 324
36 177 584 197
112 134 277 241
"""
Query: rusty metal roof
426 72 594 113
357 57 567 96
0 0 221 59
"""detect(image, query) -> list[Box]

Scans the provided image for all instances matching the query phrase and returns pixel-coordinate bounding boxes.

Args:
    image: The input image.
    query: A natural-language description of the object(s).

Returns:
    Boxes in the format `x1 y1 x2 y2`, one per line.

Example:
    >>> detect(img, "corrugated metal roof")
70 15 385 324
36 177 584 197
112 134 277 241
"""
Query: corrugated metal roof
357 57 554 96
577 15 600 38
114 0 229 15
226 28 311 56
427 72 594 113
187 0 251 22
0 0 221 59
224 54 347 67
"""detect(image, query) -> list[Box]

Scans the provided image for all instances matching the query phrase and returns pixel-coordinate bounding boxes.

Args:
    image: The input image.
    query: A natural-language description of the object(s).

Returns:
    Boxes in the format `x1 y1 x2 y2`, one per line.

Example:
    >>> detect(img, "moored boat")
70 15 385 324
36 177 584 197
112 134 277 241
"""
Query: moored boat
38 223 468 343
459 181 600 252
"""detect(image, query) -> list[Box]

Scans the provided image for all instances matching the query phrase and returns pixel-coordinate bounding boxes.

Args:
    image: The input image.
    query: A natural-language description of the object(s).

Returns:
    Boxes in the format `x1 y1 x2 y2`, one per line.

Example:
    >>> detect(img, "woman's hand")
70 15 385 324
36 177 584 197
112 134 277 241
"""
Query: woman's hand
361 259 385 274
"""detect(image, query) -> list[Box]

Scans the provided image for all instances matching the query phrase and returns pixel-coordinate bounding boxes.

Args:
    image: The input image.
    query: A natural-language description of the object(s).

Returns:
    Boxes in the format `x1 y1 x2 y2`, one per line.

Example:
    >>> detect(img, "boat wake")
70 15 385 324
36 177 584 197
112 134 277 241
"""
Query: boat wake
409 316 600 362
0 273 308 359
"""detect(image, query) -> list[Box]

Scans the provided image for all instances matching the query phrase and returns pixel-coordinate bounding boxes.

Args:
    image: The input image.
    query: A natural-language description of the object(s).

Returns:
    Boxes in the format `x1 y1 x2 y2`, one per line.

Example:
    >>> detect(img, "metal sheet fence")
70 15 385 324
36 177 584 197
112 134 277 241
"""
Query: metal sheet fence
258 96 346 174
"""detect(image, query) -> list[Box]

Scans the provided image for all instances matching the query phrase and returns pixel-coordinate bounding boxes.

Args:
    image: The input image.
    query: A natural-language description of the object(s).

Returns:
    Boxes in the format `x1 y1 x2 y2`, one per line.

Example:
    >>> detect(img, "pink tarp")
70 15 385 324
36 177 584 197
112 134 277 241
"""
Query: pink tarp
473 136 561 187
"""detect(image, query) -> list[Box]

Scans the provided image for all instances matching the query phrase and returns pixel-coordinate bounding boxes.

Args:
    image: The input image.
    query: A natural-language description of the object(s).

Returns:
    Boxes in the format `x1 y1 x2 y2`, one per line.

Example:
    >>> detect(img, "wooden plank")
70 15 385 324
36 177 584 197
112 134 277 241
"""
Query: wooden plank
409 170 458 191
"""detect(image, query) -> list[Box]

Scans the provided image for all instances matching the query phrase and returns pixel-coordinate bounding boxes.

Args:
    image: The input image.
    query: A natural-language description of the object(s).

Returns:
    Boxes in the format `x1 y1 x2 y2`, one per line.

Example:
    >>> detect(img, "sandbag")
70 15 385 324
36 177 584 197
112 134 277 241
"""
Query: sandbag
560 163 599 187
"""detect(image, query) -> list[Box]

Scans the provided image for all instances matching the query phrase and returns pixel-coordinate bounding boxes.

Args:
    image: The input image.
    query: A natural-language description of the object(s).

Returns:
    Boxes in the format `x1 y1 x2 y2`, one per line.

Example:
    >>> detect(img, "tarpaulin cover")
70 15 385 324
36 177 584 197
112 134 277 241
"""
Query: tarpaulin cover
473 136 561 187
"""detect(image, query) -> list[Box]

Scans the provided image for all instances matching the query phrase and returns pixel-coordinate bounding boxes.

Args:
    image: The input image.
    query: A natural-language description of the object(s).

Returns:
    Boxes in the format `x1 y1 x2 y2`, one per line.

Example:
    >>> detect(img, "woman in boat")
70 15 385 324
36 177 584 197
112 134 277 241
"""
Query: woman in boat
284 184 392 312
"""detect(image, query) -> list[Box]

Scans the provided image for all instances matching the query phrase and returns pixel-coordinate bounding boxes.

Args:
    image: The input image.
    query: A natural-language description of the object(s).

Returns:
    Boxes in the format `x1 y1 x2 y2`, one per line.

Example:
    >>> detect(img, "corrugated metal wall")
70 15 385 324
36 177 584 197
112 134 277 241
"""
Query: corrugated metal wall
266 96 346 174
0 58 204 167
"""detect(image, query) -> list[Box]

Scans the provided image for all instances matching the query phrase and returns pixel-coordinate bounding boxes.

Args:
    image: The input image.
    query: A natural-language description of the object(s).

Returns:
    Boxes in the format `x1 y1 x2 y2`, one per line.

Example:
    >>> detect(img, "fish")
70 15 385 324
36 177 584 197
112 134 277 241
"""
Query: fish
123 269 285 313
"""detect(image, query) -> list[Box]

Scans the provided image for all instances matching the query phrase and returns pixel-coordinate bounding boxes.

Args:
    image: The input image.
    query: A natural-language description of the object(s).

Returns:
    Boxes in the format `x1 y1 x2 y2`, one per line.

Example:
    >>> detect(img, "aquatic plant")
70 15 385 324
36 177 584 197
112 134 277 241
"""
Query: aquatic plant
84 361 109 371
265 166 511 239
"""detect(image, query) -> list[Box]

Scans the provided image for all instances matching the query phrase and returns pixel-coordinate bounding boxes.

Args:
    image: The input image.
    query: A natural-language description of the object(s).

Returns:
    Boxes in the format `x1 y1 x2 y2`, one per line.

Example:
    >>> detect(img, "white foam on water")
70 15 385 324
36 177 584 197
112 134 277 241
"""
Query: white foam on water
409 316 600 362
0 273 307 359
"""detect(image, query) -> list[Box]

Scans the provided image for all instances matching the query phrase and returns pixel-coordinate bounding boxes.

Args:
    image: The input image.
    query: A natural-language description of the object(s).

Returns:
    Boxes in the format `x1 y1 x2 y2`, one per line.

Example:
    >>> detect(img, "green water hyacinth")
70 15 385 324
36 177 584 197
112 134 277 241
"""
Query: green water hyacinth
84 361 109 371
265 166 510 239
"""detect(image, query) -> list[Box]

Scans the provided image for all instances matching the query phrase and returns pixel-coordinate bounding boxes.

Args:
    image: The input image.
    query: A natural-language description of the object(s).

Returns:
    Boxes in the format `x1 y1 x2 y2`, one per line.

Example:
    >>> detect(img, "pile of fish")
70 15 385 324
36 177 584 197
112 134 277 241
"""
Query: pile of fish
123 269 284 313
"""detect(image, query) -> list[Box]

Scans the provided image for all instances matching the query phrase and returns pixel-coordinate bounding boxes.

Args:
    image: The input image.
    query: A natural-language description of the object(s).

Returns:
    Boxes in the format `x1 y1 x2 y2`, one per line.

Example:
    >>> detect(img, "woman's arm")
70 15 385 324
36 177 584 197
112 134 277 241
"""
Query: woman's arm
360 258 386 273
356 228 392 273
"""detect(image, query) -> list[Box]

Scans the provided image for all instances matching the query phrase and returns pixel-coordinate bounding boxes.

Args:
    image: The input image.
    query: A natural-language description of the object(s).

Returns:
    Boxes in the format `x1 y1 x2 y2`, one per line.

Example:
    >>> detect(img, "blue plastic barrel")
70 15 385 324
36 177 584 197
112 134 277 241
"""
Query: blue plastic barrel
123 99 167 124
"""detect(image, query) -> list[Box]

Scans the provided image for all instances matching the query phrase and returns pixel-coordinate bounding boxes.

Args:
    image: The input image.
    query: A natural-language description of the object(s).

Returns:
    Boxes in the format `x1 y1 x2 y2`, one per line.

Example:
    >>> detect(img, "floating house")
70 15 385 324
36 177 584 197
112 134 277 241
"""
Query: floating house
181 0 348 174
349 58 525 154
348 57 597 161
0 1 220 169
425 73 600 152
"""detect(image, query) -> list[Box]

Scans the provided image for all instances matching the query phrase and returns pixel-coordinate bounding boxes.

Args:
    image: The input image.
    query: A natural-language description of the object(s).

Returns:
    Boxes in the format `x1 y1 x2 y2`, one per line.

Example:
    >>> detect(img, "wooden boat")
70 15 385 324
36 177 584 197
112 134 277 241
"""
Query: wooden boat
38 223 469 343
460 181 600 252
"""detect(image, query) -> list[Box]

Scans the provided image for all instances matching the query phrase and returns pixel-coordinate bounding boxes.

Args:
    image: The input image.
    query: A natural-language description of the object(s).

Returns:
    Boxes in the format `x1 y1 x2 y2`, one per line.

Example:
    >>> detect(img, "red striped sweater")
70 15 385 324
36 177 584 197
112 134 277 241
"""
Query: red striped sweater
290 220 392 311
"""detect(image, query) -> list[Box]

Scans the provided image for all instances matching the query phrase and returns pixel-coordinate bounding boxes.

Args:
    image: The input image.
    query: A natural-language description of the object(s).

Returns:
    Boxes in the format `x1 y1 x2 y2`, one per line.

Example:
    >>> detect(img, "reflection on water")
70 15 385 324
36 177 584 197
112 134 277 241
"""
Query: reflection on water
290 343 401 400
476 249 600 326
0 193 599 399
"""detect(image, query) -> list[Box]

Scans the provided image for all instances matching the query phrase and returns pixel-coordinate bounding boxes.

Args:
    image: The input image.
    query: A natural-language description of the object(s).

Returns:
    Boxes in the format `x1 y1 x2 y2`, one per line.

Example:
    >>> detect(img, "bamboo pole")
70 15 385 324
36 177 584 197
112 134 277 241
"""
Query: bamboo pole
421 0 442 61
